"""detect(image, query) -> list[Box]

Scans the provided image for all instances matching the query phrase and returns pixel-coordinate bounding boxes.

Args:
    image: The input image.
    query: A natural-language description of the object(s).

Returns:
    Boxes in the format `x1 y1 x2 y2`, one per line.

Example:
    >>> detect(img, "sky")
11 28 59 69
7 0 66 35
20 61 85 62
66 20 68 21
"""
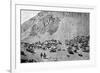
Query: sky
21 10 40 24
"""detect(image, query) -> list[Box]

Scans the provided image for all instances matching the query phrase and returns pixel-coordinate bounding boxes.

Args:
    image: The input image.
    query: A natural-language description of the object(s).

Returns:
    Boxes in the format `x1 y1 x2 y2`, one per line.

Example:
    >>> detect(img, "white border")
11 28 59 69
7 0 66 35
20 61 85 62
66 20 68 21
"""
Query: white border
11 4 96 73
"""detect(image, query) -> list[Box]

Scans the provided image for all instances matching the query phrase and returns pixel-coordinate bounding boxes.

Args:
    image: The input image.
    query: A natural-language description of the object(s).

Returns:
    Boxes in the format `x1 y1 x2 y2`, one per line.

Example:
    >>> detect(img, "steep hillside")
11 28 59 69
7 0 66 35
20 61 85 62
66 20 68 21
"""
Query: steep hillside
21 11 89 44
20 11 90 63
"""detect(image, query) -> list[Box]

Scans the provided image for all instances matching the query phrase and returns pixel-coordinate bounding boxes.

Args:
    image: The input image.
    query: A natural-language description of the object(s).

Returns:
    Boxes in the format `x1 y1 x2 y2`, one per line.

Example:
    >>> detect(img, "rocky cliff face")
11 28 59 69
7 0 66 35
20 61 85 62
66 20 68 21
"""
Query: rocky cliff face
21 11 90 63
21 11 89 44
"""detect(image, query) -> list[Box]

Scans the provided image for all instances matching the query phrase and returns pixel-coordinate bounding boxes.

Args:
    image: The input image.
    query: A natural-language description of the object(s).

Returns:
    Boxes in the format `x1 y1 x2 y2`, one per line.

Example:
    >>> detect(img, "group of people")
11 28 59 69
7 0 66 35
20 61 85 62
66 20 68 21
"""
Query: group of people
21 35 89 63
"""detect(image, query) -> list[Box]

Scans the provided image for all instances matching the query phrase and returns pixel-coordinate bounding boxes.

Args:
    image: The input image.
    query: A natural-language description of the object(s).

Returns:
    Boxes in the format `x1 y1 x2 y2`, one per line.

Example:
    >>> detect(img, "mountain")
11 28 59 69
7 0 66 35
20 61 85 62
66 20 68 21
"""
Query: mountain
21 11 89 44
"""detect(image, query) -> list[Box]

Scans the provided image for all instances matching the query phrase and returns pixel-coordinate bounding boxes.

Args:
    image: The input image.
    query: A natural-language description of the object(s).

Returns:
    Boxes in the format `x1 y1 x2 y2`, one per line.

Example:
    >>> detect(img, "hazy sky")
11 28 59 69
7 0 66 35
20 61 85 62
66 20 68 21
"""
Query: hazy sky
21 10 40 24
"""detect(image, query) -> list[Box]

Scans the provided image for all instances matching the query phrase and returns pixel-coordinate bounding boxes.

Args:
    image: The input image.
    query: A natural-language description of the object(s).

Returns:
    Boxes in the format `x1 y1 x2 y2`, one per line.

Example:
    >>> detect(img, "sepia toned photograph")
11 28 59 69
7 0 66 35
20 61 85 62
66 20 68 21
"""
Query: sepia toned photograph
20 10 90 63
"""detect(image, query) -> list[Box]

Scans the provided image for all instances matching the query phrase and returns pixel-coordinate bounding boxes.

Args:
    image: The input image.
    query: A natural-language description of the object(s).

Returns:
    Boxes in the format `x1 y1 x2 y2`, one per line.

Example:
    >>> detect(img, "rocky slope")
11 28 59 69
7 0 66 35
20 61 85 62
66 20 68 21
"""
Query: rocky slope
21 11 89 43
20 11 90 63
